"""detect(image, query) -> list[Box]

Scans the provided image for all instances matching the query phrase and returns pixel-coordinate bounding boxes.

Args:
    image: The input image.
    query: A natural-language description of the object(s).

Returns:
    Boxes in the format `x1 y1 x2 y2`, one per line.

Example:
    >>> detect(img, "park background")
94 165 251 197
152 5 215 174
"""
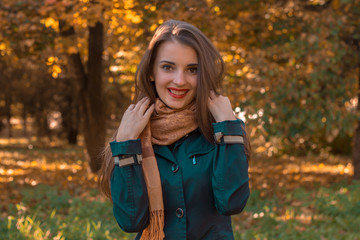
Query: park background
1 0 360 239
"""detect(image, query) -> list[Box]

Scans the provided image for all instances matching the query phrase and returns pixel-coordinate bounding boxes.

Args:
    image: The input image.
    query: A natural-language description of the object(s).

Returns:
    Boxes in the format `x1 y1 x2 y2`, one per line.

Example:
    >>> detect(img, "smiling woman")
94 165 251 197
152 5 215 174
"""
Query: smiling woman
152 41 198 109
98 20 251 240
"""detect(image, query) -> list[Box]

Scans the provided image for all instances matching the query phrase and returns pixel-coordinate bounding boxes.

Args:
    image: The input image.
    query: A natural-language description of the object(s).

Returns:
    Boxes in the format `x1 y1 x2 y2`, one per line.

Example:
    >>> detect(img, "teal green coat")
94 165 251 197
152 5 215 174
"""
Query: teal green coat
110 120 250 240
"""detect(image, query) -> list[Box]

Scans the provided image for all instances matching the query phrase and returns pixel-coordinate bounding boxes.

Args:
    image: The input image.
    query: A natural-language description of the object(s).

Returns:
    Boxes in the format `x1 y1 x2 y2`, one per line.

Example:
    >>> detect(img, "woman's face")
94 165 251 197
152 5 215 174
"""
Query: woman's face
152 40 198 109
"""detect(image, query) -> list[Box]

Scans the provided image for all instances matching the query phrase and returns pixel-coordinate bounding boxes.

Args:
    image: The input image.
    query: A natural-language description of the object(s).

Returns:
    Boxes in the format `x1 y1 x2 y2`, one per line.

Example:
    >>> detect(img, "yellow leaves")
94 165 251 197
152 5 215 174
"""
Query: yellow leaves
113 50 125 58
268 25 273 31
40 17 59 31
0 41 11 56
47 56 62 78
67 46 78 54
53 65 62 74
124 0 135 9
144 4 156 11
46 56 58 65
111 9 121 15
150 24 157 32
321 117 326 123
109 65 121 72
223 54 233 62
135 29 144 37
0 42 6 50
131 15 142 24
255 146 266 153
51 64 62 78
235 65 251 77
114 25 127 34
30 160 38 167
72 12 87 28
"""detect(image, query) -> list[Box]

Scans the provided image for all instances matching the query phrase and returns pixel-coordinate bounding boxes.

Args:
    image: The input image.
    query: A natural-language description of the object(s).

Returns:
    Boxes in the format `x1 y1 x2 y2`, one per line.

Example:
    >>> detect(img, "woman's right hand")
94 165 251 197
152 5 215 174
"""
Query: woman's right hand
115 97 155 142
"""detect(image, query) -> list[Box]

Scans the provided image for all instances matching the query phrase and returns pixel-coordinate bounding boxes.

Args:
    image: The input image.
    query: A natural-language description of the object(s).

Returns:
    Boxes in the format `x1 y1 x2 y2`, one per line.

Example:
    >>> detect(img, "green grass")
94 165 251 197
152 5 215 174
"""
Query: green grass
1 180 359 240
233 181 360 240
2 181 360 239
1 184 135 240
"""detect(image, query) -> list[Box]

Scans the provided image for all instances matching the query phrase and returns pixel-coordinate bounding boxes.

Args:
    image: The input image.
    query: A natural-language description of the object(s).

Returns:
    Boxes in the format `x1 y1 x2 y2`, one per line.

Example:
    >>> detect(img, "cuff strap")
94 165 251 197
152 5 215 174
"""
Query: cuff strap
114 154 143 167
215 132 244 144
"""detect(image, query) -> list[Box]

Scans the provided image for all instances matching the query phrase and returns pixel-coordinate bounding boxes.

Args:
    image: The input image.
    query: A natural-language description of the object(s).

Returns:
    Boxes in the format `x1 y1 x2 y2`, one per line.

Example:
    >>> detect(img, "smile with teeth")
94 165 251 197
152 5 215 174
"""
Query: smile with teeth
168 88 189 98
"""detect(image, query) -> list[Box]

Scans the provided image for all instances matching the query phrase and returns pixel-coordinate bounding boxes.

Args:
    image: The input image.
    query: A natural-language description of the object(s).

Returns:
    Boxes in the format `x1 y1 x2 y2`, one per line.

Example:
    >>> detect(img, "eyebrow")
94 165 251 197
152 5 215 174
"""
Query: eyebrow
159 60 198 66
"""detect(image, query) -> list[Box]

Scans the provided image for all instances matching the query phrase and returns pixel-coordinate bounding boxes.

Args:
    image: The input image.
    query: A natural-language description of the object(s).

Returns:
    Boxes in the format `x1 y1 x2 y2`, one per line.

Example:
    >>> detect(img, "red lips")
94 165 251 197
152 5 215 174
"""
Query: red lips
168 88 189 99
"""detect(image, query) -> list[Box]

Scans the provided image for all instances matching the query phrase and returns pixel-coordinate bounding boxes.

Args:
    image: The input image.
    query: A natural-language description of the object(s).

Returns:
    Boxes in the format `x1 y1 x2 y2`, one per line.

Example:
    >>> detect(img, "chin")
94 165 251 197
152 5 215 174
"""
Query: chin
167 100 193 109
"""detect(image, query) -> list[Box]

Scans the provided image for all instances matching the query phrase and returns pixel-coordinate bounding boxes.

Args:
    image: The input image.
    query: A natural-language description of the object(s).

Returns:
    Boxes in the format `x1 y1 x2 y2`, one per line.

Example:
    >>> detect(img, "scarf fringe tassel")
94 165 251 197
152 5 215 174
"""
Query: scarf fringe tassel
140 210 165 240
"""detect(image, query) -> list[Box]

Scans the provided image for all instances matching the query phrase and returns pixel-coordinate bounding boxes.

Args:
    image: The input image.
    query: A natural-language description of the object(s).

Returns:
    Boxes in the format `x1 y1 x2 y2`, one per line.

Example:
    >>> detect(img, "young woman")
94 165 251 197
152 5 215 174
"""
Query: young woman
99 20 250 240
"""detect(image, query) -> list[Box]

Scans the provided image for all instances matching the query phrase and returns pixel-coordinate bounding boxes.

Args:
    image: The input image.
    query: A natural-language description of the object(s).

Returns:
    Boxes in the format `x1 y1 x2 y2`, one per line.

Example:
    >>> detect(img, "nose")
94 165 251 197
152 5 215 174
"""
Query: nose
173 70 186 86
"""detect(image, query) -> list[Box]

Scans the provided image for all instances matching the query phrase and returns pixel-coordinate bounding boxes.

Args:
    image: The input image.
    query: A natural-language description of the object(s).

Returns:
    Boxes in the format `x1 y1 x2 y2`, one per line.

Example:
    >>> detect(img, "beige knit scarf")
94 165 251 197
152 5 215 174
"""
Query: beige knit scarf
139 99 198 240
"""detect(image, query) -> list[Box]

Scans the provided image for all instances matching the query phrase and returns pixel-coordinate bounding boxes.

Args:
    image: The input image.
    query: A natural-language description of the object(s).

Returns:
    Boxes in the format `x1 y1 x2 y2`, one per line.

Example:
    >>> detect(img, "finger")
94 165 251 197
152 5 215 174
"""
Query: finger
143 104 155 119
134 97 148 110
128 104 135 111
139 99 151 114
207 95 214 107
209 91 217 100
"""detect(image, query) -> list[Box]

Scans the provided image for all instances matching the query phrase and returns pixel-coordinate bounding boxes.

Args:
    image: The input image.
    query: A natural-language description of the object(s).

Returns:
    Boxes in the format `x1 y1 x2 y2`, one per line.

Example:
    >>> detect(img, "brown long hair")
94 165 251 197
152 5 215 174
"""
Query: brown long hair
98 20 251 200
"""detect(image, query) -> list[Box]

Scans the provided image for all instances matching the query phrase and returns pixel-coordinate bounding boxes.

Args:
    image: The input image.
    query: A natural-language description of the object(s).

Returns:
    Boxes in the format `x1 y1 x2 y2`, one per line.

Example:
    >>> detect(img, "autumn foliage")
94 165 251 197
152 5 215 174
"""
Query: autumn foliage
0 1 360 237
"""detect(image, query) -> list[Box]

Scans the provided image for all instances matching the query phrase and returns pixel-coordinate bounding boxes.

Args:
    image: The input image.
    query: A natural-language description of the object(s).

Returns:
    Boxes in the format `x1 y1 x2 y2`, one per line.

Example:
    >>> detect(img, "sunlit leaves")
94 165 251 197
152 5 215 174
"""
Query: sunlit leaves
1 0 360 154
40 17 59 31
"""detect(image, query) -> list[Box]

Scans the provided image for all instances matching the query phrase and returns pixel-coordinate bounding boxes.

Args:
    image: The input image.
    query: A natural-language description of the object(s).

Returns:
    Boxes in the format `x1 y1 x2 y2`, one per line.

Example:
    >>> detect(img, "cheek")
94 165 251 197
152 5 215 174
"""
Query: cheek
190 76 198 90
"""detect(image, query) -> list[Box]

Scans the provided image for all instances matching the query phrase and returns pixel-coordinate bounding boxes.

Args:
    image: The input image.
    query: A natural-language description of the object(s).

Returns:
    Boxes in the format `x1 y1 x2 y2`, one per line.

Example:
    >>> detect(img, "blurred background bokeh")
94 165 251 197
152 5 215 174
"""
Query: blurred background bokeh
1 0 360 239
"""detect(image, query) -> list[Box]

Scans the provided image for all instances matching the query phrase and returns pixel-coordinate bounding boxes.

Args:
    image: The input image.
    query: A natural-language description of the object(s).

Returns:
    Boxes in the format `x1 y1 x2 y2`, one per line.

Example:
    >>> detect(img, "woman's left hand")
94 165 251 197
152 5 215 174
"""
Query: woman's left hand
207 91 237 122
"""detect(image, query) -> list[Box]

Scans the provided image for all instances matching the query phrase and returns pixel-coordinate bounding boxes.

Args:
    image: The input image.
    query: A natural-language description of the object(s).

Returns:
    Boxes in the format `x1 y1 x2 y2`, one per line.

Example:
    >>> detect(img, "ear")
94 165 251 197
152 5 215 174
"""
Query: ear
150 76 155 82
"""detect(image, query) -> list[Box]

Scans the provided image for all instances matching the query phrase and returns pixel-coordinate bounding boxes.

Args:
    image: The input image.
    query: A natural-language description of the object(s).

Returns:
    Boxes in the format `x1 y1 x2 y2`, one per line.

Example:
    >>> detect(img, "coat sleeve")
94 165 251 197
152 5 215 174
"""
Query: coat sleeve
211 120 250 216
110 139 149 232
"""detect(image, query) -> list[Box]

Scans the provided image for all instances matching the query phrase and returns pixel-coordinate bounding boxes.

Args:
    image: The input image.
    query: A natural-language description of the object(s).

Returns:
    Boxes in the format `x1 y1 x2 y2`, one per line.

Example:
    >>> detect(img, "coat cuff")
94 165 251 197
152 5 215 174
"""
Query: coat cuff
212 120 245 144
110 139 142 157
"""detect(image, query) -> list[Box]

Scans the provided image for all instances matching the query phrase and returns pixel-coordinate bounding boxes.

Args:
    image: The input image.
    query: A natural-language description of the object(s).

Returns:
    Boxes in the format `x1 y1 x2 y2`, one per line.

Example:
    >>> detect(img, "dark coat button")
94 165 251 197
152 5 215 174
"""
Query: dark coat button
171 164 179 173
176 208 184 218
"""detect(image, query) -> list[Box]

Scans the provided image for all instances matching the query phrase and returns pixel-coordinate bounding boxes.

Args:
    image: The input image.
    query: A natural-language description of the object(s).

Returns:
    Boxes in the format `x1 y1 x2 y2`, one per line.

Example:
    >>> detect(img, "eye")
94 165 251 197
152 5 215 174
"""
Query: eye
161 64 173 71
187 66 198 74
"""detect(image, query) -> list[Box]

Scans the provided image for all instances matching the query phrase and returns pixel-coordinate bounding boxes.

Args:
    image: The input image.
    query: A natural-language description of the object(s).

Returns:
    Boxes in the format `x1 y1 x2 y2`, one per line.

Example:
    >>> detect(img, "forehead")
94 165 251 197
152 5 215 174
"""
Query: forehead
155 40 198 63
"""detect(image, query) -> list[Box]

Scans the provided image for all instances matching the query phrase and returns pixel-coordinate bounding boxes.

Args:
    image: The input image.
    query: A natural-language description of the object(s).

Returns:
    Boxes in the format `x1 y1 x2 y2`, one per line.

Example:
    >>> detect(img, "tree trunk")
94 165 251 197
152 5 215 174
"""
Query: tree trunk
60 21 105 173
60 77 79 145
82 21 105 172
67 101 79 145
353 42 360 180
